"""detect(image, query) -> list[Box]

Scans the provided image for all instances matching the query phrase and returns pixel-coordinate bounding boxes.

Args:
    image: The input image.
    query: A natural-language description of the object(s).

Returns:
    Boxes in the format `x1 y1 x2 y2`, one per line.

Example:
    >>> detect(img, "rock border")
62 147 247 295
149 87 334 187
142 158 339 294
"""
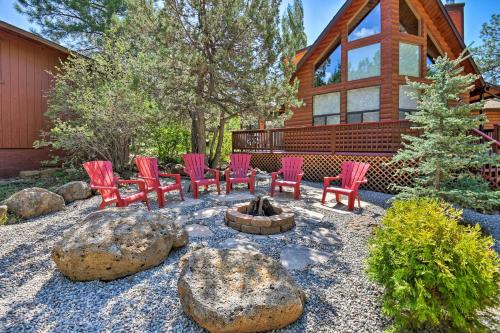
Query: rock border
225 203 295 235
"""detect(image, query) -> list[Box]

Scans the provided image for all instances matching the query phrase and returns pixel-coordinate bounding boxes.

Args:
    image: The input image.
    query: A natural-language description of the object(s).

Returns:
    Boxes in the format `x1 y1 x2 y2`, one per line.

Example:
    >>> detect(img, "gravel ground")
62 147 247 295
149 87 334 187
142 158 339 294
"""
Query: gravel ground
0 180 498 333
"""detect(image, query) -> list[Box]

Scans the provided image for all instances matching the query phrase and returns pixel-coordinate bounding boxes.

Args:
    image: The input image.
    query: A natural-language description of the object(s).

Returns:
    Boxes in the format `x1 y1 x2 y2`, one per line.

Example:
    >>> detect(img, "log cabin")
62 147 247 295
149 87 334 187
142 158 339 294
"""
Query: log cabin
233 0 499 192
0 20 69 178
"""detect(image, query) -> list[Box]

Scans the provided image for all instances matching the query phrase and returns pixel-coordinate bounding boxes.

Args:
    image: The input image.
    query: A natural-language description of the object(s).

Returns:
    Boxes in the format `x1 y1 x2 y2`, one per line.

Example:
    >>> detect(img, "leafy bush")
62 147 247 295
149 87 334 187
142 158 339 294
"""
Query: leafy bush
148 123 190 163
367 198 499 332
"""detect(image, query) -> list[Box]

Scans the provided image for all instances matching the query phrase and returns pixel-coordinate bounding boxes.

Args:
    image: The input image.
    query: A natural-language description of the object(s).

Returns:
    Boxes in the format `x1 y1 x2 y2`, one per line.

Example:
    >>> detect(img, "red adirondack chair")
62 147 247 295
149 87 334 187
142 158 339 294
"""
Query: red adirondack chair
135 156 184 208
225 153 256 194
83 160 150 210
321 161 370 211
182 153 220 199
270 157 304 200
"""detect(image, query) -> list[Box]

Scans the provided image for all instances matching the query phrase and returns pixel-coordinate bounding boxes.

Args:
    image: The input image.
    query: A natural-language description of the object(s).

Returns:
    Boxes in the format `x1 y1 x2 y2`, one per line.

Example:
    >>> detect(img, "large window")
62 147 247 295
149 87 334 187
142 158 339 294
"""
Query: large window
399 85 417 119
399 42 420 77
348 43 381 81
314 44 341 87
313 92 341 125
347 86 380 123
348 2 381 42
399 0 419 35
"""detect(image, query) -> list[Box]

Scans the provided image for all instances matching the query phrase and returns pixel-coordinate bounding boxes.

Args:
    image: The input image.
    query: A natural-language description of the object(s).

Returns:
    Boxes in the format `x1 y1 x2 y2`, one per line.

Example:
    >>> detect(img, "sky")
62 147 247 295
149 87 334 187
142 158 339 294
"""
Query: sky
0 0 498 48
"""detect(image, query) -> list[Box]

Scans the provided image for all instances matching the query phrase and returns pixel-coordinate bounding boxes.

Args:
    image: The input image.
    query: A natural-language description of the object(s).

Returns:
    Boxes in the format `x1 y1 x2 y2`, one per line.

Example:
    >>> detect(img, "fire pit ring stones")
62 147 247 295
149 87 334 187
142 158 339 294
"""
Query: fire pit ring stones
225 202 295 235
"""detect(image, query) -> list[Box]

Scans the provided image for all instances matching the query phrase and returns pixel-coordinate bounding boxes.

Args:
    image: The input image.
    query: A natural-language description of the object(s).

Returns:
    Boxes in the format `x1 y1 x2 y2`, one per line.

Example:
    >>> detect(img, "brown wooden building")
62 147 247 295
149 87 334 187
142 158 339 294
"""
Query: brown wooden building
232 0 499 191
0 20 69 178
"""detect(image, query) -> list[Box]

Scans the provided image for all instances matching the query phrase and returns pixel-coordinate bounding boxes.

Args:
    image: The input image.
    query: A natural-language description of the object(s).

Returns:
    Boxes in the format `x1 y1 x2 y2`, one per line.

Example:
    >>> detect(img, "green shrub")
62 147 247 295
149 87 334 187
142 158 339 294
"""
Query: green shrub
367 198 499 332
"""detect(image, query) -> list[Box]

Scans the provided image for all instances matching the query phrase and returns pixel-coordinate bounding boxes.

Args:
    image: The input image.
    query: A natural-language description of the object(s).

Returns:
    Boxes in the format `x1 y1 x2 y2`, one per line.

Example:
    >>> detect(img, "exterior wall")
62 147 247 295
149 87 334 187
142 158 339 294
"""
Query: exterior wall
0 26 67 178
288 0 475 128
250 152 413 193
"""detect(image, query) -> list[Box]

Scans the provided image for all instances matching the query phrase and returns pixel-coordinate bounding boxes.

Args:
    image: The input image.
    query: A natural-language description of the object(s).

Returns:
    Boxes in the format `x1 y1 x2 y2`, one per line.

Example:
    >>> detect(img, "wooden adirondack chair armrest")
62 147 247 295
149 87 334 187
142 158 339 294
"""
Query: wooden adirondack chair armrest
159 173 181 183
324 175 341 187
271 169 283 180
117 179 147 191
354 178 368 186
90 185 118 191
296 172 304 182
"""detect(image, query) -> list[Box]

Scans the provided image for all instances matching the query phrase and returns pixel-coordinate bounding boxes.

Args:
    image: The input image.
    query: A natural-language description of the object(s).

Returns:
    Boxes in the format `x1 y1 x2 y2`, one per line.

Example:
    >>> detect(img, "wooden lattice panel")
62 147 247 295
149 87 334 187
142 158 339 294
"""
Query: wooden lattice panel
250 153 413 194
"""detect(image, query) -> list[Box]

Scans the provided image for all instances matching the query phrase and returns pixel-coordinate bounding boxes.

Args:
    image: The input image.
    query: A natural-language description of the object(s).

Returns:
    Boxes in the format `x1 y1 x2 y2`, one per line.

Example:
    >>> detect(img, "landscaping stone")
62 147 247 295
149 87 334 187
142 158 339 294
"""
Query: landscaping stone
178 248 305 333
185 224 214 238
19 170 41 179
55 181 92 203
280 244 331 270
192 206 227 220
214 192 255 202
3 187 65 219
52 207 187 281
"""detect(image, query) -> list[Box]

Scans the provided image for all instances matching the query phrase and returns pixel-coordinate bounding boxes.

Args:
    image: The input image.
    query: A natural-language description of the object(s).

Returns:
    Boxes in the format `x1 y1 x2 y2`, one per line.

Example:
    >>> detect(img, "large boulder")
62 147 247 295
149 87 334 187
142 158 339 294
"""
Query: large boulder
52 208 188 281
178 248 305 333
56 181 92 203
3 187 65 219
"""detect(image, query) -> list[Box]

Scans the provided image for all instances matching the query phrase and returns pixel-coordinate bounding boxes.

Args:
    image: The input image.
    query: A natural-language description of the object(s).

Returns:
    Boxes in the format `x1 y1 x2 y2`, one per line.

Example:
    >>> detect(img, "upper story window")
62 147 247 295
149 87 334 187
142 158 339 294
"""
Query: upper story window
313 92 341 125
348 43 381 81
314 43 342 87
348 2 381 42
399 42 420 77
426 35 441 68
399 0 419 36
347 86 380 123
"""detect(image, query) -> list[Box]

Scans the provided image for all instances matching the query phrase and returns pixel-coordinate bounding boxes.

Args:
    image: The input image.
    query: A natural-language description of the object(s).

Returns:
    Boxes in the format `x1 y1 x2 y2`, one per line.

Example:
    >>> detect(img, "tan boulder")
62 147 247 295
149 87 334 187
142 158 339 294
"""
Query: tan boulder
4 187 65 219
178 248 305 333
56 181 92 203
52 207 188 281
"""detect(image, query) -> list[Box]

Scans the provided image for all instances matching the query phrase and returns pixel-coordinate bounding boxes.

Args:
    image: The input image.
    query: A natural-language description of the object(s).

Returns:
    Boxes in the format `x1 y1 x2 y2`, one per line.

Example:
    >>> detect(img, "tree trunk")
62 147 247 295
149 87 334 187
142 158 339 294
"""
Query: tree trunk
190 109 206 154
209 115 225 168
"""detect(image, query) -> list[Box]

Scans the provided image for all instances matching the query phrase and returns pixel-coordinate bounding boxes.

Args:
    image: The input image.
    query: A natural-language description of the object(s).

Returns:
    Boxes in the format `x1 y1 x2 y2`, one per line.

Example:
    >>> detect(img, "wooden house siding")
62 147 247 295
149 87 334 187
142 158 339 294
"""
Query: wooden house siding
0 22 68 178
287 0 480 128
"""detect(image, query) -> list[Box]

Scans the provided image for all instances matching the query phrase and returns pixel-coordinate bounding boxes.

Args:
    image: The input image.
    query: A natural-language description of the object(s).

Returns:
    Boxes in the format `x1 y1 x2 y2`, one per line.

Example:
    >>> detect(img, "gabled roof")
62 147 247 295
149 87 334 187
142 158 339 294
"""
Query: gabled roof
0 20 70 55
293 0 484 85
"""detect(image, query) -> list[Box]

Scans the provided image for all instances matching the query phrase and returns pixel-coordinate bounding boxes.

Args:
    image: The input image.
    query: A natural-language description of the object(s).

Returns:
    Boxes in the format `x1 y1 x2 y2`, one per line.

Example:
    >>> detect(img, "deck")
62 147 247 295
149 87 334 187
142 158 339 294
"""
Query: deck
232 120 418 155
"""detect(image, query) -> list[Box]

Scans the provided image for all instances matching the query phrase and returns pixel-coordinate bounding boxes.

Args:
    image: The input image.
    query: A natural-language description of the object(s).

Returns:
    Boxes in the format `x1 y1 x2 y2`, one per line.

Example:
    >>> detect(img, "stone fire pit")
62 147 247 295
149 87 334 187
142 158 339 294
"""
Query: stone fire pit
225 197 295 235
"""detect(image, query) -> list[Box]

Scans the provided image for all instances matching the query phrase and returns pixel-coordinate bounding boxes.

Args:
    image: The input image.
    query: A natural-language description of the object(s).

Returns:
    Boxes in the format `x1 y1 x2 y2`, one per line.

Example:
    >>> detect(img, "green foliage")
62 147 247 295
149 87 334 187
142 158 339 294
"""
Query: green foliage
281 0 307 58
392 52 500 211
36 3 167 172
15 0 127 52
148 123 191 163
471 14 500 85
367 198 499 332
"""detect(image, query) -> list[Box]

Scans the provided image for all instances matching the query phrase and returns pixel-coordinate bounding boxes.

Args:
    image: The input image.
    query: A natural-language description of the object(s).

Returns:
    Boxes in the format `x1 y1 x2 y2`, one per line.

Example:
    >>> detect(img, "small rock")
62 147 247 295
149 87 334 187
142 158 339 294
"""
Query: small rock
56 181 92 203
280 244 330 270
178 248 305 333
4 187 65 219
185 224 214 238
52 207 188 281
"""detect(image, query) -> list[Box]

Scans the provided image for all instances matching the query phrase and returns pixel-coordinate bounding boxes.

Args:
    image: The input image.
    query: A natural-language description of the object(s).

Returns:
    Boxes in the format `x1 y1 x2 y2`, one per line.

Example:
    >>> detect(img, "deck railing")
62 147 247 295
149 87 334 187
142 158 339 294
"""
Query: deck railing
232 120 419 154
472 127 500 188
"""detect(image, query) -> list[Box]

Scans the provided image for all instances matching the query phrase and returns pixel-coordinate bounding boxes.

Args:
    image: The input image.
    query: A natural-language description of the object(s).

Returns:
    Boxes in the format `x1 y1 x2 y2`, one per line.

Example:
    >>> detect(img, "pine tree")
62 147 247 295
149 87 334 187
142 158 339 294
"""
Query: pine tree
392 52 500 211
15 0 127 52
281 0 307 58
472 14 500 85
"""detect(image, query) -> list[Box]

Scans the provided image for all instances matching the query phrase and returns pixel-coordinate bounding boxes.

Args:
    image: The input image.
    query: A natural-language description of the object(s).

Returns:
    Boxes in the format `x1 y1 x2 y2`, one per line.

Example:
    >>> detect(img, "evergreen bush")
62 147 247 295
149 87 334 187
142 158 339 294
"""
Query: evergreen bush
367 198 499 332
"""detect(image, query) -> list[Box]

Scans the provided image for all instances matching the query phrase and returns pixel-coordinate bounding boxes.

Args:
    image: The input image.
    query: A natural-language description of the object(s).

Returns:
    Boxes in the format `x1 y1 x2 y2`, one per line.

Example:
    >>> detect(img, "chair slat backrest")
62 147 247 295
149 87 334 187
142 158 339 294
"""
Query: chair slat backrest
341 161 370 189
183 154 206 180
82 161 117 200
230 154 251 178
281 157 304 181
135 156 160 188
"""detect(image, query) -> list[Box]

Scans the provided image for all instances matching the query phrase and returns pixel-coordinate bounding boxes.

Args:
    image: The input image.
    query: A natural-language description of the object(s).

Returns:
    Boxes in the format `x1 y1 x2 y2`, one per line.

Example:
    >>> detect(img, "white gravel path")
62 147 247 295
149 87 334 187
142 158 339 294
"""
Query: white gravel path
0 180 497 333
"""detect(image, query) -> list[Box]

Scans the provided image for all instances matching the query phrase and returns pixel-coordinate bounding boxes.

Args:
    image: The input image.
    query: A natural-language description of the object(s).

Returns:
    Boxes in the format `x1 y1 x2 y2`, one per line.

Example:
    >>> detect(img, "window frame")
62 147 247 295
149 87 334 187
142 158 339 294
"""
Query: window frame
312 91 341 126
313 38 342 88
346 86 381 124
399 42 421 78
347 0 381 43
